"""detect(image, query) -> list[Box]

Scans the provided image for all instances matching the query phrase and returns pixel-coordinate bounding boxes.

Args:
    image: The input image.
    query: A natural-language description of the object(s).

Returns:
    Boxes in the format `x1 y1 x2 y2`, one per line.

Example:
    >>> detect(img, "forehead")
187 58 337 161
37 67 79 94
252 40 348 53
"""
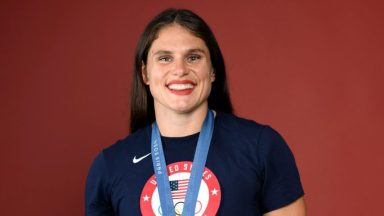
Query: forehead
149 24 209 54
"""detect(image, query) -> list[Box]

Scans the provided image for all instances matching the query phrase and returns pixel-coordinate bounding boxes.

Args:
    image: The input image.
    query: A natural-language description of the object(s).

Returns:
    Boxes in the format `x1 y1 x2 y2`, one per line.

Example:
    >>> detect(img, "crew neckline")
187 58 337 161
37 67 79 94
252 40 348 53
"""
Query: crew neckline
161 132 200 145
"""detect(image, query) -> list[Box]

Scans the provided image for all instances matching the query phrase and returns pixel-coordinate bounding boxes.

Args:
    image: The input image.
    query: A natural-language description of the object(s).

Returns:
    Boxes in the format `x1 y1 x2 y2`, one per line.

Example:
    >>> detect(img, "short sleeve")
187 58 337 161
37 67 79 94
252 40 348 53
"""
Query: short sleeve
85 152 114 216
258 126 304 213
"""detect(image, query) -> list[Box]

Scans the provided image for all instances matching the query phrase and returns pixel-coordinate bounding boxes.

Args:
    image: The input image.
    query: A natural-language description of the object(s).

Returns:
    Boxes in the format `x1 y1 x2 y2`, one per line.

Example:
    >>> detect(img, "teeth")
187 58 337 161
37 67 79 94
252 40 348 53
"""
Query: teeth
168 83 194 90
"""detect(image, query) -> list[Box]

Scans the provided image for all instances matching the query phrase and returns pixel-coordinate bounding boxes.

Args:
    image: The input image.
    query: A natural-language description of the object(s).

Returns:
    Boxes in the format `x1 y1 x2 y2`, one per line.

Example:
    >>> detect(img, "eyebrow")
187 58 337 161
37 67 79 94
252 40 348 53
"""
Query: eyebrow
152 48 207 56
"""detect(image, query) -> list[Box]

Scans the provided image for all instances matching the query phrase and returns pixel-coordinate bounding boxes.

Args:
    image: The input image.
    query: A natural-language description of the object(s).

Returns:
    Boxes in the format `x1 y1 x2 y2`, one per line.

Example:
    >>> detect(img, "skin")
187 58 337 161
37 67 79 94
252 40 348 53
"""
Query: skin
142 23 306 215
142 24 215 137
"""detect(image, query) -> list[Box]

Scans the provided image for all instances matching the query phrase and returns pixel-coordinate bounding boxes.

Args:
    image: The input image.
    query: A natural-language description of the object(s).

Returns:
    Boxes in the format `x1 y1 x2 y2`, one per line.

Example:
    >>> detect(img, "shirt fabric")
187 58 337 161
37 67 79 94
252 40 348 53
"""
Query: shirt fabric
85 112 304 215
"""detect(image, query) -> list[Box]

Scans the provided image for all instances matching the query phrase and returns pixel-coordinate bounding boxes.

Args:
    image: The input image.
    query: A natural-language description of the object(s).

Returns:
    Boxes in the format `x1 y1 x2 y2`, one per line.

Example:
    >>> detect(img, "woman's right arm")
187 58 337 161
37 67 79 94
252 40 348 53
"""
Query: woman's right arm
85 152 114 216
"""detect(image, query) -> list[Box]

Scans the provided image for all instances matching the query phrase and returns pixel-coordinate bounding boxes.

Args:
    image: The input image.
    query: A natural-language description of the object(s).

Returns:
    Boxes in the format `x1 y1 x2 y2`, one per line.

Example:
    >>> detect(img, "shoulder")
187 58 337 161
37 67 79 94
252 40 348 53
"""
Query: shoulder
215 112 268 138
214 112 289 159
105 125 150 152
100 126 152 171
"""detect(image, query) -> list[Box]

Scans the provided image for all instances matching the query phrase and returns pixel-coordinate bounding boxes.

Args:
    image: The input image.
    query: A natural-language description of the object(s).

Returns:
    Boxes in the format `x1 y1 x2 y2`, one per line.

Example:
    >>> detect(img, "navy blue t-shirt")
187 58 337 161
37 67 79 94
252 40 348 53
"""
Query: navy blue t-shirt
85 112 304 215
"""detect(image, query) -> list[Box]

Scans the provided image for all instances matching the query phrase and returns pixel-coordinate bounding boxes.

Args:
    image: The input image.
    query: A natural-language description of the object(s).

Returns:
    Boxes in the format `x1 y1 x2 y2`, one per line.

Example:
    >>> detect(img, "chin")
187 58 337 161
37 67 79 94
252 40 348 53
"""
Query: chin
170 102 207 114
171 106 195 114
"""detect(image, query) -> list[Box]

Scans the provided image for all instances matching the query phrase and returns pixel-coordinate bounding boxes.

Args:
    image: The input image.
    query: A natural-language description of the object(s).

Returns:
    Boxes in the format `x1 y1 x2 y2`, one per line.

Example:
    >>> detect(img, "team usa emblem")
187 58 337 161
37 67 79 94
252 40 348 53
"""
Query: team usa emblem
140 161 221 215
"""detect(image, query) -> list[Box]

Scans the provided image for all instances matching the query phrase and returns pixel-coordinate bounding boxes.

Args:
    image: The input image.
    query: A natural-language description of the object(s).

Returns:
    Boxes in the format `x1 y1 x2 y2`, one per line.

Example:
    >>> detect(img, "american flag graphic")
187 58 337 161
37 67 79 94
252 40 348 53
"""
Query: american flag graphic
169 179 189 200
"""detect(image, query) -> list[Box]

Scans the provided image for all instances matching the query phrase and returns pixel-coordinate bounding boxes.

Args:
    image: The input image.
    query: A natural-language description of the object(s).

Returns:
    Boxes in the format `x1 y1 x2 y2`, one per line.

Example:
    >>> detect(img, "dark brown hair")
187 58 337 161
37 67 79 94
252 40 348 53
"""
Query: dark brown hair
130 8 233 133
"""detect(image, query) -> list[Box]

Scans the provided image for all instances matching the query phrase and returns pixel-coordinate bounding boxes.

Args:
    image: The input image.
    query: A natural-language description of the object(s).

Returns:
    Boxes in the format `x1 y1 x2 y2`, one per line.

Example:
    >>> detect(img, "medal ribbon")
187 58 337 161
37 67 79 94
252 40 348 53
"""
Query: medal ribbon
151 110 214 216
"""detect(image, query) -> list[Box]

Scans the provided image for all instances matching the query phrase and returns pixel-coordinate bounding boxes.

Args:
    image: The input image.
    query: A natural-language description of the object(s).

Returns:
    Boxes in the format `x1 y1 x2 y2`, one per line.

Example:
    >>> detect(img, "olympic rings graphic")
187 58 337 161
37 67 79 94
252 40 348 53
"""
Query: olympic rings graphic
157 200 203 215
174 200 203 215
174 202 182 216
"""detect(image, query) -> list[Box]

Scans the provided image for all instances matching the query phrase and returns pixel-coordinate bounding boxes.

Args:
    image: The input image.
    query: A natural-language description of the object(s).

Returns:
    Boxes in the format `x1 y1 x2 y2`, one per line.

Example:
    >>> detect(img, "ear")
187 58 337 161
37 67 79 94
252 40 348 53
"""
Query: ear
210 68 215 82
141 62 149 85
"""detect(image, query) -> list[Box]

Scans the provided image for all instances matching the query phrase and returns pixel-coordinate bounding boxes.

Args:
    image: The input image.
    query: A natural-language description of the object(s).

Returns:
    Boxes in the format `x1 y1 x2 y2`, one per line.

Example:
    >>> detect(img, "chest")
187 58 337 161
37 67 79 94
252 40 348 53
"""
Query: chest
110 138 263 215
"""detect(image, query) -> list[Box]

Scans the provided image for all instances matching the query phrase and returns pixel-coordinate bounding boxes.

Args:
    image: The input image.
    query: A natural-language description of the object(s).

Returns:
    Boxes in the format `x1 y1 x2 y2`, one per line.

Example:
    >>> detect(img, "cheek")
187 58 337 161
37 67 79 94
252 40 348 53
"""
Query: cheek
149 73 162 85
145 65 158 83
147 71 165 90
201 68 215 82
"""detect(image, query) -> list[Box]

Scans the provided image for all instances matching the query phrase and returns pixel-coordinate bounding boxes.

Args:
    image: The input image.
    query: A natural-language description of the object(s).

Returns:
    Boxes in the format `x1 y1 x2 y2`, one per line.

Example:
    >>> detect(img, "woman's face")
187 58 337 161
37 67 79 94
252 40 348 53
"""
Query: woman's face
142 24 215 115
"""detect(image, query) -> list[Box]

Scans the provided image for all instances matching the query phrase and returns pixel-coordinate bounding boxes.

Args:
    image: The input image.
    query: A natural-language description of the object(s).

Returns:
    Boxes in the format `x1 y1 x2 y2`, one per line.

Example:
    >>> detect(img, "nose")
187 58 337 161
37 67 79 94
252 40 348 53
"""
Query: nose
172 58 188 76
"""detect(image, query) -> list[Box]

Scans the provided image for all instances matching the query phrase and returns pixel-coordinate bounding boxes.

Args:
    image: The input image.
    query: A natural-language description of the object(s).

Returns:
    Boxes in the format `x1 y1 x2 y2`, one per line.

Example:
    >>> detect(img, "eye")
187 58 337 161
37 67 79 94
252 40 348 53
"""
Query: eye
158 56 172 63
187 54 201 63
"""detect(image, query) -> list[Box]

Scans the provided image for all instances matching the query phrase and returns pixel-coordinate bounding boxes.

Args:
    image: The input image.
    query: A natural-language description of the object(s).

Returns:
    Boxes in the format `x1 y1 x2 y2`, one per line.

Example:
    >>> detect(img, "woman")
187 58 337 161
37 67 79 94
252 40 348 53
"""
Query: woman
86 8 306 216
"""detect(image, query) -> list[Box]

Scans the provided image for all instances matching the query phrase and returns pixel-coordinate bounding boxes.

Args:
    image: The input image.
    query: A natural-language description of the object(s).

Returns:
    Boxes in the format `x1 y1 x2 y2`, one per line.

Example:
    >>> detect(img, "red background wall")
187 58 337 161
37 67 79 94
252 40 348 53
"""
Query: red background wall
1 0 383 215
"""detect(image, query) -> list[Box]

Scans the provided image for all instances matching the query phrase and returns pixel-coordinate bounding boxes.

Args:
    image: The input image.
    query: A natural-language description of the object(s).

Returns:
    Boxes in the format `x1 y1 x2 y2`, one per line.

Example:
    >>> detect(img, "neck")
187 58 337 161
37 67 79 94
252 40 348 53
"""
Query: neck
154 105 208 137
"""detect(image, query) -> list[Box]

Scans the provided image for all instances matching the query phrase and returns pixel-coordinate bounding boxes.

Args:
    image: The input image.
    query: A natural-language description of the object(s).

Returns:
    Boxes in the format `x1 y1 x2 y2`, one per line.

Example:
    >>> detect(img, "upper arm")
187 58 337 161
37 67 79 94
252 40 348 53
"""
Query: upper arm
85 152 114 216
263 197 306 216
257 126 305 213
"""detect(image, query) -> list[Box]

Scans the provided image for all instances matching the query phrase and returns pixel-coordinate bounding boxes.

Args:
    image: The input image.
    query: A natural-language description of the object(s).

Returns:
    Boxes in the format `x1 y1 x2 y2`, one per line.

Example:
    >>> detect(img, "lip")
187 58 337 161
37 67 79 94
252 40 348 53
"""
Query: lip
166 80 196 95
166 80 196 85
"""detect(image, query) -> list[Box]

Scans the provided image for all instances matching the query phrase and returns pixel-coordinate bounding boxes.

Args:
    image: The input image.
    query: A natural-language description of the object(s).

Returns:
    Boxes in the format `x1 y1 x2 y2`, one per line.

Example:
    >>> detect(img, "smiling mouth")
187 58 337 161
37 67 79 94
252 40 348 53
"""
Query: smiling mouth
167 83 194 90
166 81 196 95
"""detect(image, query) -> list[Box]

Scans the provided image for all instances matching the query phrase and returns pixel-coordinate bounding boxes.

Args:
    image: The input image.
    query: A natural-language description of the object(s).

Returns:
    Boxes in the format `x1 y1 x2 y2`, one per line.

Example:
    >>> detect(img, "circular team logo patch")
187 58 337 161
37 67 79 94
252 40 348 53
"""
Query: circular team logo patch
140 161 221 216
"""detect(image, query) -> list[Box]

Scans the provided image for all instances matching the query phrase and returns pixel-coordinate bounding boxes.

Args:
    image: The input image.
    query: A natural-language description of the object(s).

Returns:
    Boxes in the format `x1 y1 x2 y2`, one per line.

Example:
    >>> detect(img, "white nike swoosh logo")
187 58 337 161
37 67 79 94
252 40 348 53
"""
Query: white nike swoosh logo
132 153 151 164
